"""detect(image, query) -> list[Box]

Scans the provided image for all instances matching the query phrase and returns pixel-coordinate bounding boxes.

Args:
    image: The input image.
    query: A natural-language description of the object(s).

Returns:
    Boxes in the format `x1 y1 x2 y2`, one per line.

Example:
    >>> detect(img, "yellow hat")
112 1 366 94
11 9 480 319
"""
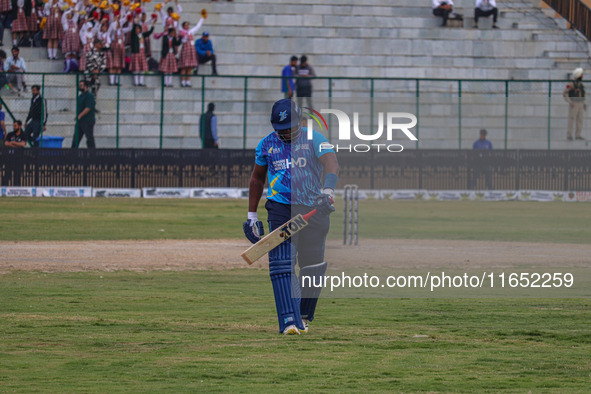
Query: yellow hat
201 8 207 19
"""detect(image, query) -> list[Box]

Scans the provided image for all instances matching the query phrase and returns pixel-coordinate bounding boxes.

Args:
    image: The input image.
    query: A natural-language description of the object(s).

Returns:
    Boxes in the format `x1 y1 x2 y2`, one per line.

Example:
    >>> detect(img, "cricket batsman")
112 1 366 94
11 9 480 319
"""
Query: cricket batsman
243 99 339 335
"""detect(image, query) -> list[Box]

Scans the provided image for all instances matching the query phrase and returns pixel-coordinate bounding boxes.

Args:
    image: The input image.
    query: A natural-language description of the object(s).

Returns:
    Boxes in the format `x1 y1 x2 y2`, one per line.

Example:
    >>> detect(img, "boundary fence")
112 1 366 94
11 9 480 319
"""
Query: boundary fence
2 148 591 190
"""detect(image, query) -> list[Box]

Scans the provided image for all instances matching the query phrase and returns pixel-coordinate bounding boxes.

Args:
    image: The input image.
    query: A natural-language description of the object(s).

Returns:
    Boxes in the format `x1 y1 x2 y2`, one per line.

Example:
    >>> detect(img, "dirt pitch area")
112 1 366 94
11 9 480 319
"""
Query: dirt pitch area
1 239 590 274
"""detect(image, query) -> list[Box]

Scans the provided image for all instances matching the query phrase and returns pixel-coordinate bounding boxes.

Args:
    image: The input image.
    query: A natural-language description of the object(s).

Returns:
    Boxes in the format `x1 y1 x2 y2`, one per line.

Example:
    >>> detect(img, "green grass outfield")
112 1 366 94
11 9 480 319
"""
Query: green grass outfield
1 198 590 243
1 199 591 391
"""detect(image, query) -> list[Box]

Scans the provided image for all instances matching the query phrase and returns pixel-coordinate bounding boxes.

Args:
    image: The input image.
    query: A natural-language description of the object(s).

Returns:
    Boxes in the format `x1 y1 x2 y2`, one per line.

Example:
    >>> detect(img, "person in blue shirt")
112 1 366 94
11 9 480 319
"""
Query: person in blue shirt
281 56 297 99
473 128 493 150
194 31 217 76
0 103 6 141
471 129 493 189
244 99 339 335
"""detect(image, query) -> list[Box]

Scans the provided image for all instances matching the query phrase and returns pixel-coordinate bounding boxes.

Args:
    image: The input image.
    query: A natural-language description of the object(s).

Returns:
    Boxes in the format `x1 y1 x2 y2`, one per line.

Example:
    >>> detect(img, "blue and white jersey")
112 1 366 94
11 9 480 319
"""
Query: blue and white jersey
255 127 334 207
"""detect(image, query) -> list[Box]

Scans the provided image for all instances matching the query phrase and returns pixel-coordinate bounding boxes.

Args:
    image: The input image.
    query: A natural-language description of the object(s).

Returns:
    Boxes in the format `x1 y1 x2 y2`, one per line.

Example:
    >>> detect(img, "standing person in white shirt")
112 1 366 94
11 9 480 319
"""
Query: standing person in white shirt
474 0 499 29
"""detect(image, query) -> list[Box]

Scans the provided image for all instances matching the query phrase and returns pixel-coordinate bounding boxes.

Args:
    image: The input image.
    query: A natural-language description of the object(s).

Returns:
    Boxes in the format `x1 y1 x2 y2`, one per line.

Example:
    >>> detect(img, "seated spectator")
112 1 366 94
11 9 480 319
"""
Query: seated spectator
4 120 27 148
0 49 16 93
195 31 217 76
432 0 454 27
4 46 27 93
474 0 498 29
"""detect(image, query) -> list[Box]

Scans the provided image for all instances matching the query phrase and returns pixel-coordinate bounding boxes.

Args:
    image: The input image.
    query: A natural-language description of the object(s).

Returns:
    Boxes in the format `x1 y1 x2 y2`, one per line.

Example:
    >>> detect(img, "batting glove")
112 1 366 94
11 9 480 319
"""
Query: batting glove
314 188 335 216
243 212 264 244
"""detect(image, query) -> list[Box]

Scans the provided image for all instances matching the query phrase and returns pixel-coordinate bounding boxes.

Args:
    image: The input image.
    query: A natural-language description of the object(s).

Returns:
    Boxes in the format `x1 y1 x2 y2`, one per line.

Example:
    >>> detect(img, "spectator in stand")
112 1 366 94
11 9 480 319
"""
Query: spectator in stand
10 0 32 47
281 55 297 99
178 15 205 87
61 9 80 72
4 120 26 147
107 16 133 86
0 49 15 93
4 46 27 92
130 21 155 86
43 0 63 60
0 0 11 47
155 27 182 87
474 0 498 29
470 129 493 190
72 80 96 148
295 55 315 109
200 102 218 148
85 39 106 99
195 31 217 76
160 0 182 31
25 84 47 147
79 20 100 73
432 0 454 27
26 0 37 40
0 102 6 141
140 12 154 58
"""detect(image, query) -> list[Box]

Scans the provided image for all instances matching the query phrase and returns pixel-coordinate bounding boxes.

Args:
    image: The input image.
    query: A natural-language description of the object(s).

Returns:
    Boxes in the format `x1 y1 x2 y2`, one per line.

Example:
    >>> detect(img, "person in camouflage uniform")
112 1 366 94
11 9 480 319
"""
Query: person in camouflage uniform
563 67 586 141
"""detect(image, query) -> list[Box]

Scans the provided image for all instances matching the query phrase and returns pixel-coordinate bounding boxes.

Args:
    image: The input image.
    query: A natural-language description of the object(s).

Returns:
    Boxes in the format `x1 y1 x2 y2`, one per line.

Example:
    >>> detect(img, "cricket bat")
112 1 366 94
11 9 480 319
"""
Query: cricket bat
241 209 318 265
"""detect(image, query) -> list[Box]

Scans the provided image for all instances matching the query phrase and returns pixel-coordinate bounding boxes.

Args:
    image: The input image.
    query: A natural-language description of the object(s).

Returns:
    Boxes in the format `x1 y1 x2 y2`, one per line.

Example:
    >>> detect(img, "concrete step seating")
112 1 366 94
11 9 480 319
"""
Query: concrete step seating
0 0 589 149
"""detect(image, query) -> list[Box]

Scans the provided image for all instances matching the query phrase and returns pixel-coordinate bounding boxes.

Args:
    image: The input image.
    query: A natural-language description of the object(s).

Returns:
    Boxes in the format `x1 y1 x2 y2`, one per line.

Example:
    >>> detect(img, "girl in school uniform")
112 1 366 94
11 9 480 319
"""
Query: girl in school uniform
43 0 63 60
26 0 37 36
130 20 155 86
177 17 204 87
61 9 80 60
155 27 181 87
11 0 31 47
107 15 132 85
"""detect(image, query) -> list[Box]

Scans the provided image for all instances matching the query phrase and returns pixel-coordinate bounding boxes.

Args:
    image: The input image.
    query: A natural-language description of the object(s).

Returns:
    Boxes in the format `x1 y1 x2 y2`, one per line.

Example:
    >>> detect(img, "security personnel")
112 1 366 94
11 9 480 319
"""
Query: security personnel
563 68 586 141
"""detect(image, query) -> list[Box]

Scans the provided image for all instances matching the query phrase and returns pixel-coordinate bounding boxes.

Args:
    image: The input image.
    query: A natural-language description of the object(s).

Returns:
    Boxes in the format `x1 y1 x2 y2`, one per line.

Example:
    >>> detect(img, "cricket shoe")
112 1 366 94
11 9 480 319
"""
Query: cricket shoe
282 325 300 335
300 319 309 334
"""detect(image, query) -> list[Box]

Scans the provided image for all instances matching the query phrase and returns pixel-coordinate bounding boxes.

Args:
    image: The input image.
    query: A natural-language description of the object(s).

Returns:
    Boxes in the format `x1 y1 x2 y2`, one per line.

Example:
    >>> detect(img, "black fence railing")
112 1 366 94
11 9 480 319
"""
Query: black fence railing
2 149 591 191
544 0 591 41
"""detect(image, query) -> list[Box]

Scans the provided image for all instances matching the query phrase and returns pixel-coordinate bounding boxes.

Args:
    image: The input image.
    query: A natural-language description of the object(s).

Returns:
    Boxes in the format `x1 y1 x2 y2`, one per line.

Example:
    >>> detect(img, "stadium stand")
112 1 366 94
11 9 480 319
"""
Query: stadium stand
1 0 590 149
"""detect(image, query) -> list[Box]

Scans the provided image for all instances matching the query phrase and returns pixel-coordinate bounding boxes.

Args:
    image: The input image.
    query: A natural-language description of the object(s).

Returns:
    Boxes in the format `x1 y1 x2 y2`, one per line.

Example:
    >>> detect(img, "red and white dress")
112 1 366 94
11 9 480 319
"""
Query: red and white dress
61 12 80 55
12 0 29 34
107 22 132 69
178 18 204 69
27 1 38 32
131 28 153 72
43 1 63 40
159 35 179 74
0 0 11 13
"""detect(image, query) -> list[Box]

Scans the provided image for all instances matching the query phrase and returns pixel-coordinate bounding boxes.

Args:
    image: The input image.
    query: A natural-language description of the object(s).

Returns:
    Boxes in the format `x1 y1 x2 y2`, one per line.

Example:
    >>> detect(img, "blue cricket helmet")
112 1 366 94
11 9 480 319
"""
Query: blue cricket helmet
270 99 301 131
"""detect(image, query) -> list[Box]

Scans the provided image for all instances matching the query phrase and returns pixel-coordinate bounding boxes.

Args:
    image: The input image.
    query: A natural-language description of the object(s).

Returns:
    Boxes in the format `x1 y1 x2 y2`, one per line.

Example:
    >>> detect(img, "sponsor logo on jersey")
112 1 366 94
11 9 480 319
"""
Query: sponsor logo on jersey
272 157 307 171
